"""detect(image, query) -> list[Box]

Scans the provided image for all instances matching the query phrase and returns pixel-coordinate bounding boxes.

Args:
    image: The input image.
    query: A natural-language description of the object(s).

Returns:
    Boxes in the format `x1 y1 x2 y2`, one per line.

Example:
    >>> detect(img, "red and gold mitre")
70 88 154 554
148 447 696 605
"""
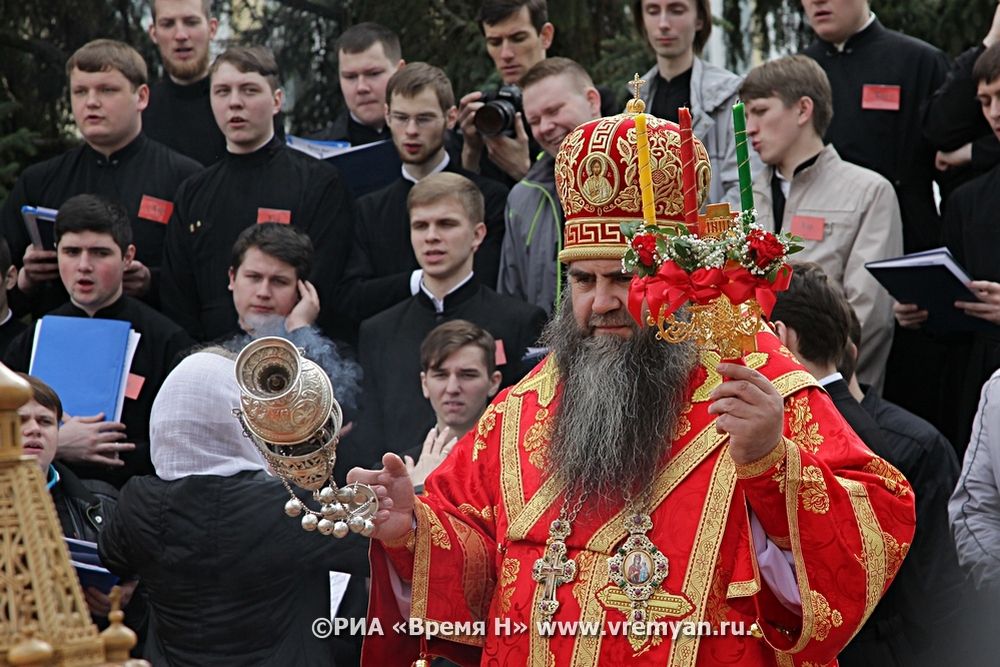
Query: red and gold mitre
555 112 712 263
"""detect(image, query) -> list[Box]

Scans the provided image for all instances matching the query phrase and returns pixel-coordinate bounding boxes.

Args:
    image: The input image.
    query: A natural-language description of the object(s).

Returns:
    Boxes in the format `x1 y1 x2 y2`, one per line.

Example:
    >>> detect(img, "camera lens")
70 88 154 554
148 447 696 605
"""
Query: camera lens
475 100 516 136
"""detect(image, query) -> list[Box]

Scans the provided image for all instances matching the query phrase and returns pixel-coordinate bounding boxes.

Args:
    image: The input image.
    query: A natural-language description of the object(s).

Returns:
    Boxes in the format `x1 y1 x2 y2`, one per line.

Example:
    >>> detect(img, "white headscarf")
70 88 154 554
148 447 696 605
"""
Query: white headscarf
150 351 266 480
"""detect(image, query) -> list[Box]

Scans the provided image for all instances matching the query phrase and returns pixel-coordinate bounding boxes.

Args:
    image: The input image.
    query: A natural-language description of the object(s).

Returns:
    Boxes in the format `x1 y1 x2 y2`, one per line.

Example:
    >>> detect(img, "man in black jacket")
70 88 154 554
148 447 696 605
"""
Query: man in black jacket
17 373 143 633
771 261 970 667
311 22 404 146
160 46 355 343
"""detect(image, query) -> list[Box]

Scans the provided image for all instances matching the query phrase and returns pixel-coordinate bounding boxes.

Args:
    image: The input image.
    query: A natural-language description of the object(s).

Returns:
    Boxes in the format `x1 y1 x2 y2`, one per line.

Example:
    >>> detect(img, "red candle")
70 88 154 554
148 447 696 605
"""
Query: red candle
678 107 698 228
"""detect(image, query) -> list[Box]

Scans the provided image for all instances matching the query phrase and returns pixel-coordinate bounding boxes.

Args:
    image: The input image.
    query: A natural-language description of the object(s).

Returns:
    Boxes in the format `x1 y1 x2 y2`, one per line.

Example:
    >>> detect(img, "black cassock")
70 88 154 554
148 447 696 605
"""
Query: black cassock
143 76 227 168
160 135 355 342
0 133 202 315
343 278 546 481
333 161 509 343
804 18 948 253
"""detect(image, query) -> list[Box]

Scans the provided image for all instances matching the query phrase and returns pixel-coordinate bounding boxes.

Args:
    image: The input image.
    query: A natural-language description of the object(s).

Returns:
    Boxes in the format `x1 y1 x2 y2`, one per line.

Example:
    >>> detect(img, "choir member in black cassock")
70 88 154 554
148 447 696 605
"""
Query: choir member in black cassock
143 0 225 166
0 40 201 318
160 46 354 343
4 195 194 489
143 0 285 167
333 63 508 344
346 172 545 480
801 5 948 254
800 2 952 442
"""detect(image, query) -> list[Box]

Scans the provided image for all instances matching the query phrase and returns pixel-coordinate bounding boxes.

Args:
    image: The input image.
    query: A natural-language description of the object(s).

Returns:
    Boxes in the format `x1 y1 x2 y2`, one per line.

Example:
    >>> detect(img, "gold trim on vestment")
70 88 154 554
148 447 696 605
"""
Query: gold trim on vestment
501 357 560 524
588 423 728 552
735 438 787 479
667 449 738 667
500 392 526 521
781 437 815 654
569 551 607 667
836 476 888 639
411 499 434 619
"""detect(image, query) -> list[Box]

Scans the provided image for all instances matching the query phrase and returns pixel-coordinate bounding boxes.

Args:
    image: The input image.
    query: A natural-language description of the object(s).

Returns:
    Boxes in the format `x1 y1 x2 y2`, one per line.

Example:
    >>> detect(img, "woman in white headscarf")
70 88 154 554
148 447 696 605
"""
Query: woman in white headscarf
98 350 368 667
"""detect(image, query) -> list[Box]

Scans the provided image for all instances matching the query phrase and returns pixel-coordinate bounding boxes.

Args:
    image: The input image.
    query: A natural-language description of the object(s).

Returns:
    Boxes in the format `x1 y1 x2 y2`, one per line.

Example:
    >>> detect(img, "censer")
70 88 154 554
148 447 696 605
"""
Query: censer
233 336 377 538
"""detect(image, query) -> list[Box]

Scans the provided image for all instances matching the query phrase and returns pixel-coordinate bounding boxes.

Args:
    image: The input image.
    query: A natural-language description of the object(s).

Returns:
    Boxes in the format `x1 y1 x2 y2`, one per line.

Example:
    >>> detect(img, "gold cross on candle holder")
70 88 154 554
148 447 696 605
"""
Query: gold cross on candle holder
629 73 646 101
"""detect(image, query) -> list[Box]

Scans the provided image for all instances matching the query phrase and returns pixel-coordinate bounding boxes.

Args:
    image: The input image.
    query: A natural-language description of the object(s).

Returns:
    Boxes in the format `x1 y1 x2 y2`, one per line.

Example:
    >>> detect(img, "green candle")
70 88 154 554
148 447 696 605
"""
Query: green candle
732 102 754 212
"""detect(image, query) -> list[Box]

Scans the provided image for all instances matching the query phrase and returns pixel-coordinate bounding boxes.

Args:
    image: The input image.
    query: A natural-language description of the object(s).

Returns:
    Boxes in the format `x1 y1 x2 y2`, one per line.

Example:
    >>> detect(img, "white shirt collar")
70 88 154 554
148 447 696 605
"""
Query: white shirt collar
0 310 11 327
402 151 449 184
834 12 876 51
817 371 844 387
420 271 474 313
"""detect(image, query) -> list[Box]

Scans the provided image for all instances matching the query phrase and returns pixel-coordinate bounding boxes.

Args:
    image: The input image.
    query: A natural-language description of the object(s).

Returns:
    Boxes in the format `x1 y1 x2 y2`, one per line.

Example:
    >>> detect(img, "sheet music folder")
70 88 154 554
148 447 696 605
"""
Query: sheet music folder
29 316 133 420
865 247 997 334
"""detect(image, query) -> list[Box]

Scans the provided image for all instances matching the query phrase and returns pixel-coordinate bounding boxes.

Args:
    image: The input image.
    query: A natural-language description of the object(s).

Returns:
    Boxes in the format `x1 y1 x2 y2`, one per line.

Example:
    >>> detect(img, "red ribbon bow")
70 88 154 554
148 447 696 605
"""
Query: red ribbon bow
628 261 725 325
628 261 794 325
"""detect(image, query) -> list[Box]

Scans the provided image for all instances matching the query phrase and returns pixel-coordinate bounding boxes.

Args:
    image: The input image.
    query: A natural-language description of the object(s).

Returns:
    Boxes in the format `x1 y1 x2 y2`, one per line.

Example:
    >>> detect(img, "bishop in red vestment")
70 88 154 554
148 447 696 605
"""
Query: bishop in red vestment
349 103 915 667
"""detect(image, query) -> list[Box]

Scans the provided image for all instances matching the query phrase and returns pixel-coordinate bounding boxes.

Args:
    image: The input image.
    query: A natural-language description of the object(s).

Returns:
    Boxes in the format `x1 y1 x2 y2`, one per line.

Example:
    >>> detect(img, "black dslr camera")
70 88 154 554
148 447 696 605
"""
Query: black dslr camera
474 84 523 137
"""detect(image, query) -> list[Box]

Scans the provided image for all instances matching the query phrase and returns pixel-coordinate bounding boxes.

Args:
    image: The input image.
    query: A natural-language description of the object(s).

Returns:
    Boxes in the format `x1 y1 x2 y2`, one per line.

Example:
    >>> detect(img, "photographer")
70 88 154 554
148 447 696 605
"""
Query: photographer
457 0 552 186
498 57 601 315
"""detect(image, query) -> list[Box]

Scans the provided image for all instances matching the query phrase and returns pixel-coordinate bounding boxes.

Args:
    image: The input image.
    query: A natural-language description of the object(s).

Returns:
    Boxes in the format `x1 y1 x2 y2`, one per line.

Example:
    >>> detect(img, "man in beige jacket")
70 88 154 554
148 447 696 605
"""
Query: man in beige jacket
741 55 901 390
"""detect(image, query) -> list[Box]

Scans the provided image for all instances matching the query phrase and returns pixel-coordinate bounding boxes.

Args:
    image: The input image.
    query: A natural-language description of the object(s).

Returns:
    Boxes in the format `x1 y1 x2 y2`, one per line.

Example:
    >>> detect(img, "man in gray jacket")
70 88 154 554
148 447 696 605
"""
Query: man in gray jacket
741 55 901 391
633 0 756 208
497 57 601 315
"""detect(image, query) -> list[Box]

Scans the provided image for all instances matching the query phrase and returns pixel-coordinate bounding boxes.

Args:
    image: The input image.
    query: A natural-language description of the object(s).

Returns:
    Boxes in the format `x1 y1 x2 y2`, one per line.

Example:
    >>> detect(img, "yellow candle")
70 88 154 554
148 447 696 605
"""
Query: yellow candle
635 113 656 228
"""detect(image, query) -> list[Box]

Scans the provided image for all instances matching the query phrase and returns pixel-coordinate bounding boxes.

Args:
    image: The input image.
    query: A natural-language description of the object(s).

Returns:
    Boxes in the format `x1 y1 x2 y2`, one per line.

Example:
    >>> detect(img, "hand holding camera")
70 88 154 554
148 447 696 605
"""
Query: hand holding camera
460 84 530 181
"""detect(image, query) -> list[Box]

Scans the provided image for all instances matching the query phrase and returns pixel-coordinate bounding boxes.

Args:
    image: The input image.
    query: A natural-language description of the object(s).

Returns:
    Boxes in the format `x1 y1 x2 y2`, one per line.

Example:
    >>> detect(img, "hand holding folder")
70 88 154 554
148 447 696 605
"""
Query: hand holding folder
866 248 999 334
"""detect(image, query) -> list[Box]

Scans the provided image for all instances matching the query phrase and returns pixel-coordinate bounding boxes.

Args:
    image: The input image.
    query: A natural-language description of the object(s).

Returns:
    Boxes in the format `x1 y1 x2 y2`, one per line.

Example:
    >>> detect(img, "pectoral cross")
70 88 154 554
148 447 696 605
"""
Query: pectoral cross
532 519 577 620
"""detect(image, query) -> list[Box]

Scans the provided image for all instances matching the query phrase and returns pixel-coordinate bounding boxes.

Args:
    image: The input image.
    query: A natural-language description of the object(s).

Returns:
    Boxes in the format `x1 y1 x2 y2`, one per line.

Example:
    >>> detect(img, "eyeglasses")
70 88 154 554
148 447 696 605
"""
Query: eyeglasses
388 112 443 128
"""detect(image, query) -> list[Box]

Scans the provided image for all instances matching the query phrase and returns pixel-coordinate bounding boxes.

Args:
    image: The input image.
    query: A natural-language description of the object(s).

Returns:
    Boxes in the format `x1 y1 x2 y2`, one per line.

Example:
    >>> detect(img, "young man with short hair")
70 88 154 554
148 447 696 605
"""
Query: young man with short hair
403 320 502 488
741 54 900 390
161 45 355 343
17 373 142 623
226 223 319 337
336 63 508 336
143 0 226 165
352 171 545 475
4 194 194 488
0 39 202 316
314 22 405 146
498 57 601 314
634 0 752 208
219 223 362 431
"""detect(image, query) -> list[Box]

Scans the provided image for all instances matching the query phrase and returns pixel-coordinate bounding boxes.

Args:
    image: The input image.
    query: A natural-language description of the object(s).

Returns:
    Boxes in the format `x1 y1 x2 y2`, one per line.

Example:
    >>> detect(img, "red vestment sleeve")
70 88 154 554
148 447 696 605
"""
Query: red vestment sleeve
363 388 512 666
735 383 916 665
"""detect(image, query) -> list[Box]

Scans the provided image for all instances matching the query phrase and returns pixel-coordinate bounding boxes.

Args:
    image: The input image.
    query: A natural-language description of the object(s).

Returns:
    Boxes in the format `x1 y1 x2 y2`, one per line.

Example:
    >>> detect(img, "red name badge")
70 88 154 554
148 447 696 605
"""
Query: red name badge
861 84 901 111
495 339 507 366
138 195 173 224
257 208 292 224
790 215 826 241
125 373 146 400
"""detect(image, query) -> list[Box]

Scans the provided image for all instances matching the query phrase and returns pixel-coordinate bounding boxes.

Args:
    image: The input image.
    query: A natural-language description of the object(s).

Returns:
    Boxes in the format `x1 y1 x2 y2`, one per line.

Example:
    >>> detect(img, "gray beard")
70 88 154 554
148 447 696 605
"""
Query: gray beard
541 295 697 505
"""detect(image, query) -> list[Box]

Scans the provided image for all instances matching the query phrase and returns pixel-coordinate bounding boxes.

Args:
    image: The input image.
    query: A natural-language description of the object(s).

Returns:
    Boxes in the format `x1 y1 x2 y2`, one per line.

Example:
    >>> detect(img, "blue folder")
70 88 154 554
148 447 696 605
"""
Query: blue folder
29 316 132 420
